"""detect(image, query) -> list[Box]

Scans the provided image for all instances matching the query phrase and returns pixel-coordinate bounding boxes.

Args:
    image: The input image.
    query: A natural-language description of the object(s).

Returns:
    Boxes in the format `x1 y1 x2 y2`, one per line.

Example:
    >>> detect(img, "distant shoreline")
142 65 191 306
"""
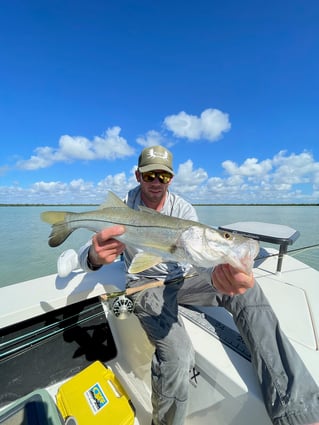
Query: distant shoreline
1 203 318 207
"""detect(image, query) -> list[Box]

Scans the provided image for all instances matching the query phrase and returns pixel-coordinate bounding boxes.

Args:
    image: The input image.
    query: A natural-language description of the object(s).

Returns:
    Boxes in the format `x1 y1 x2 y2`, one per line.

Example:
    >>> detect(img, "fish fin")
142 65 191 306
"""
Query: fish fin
48 223 74 247
99 191 127 209
128 252 163 273
41 211 73 247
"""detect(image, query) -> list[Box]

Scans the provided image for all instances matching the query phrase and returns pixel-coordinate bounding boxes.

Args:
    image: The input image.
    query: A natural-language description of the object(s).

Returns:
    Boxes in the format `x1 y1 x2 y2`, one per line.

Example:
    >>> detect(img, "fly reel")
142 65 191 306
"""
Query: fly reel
110 295 134 320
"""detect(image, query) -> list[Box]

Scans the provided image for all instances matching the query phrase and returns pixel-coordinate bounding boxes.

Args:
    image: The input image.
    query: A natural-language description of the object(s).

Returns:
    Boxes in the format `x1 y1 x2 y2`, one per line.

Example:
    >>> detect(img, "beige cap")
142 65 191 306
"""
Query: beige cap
138 145 174 174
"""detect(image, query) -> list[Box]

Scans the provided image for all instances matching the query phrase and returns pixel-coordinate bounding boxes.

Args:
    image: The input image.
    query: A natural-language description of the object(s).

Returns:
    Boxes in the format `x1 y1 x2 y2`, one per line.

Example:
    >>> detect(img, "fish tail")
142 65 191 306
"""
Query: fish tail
48 223 74 247
41 211 67 225
41 211 73 247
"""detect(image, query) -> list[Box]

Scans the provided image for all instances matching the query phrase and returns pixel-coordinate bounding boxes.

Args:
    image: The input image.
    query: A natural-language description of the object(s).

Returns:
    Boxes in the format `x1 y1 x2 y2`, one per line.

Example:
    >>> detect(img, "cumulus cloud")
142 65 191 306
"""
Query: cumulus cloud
97 172 136 199
11 174 136 204
163 108 231 141
12 108 231 175
136 130 165 147
1 150 319 204
222 157 273 178
16 127 135 170
164 150 319 203
272 151 319 185
203 150 319 202
2 103 319 204
32 181 68 192
173 160 208 193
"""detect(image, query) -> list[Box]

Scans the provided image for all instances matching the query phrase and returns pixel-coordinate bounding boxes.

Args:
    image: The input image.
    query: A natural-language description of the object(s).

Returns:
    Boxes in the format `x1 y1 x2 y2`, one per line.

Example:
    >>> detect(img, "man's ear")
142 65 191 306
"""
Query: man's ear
135 169 141 182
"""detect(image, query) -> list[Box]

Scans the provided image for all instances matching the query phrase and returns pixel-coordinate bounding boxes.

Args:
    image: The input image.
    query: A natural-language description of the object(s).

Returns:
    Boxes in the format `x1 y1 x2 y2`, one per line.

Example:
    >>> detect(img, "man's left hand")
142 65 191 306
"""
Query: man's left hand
212 264 255 296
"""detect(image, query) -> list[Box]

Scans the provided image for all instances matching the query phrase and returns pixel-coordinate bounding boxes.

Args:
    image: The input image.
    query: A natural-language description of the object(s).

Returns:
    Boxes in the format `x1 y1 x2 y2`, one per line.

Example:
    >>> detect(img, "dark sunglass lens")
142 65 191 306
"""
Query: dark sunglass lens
158 173 172 184
142 172 156 182
142 171 172 183
158 174 169 184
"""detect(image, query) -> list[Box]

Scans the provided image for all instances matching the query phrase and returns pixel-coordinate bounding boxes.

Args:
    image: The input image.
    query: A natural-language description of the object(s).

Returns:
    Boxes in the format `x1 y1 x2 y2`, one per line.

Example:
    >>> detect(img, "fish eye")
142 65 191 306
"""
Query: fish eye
223 232 232 240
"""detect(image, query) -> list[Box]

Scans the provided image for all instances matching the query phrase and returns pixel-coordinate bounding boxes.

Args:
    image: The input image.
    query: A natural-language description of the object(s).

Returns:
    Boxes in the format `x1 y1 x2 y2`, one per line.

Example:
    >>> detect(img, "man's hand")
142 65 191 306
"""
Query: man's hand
88 225 126 267
212 263 255 296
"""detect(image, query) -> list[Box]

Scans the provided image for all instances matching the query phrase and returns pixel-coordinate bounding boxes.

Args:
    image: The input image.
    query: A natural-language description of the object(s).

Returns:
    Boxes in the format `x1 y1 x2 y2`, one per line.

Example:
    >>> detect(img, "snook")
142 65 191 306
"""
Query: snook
41 191 259 274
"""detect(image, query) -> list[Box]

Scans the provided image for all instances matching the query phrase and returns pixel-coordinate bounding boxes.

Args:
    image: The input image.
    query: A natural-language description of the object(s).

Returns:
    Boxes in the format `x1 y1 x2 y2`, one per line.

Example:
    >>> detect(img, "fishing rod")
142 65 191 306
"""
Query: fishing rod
100 279 165 319
6 243 317 358
101 242 319 318
58 243 319 319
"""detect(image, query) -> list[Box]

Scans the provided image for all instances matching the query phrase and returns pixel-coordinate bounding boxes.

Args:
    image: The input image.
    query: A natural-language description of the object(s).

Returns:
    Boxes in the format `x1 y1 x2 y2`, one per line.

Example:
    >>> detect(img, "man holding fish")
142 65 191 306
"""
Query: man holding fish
76 146 319 425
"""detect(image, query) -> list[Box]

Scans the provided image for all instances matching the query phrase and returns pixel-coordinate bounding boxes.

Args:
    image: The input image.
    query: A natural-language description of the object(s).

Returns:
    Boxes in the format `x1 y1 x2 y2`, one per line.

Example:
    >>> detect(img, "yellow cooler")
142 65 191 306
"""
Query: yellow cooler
56 361 135 425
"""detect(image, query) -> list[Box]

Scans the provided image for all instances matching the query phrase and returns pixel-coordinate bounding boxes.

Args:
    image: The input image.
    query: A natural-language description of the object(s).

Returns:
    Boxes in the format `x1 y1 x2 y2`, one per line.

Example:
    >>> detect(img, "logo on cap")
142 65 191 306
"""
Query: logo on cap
147 148 169 162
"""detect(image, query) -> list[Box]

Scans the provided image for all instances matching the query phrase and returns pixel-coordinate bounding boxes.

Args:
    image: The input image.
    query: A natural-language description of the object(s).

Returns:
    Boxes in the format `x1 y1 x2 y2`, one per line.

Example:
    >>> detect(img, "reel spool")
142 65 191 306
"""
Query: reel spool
110 295 134 320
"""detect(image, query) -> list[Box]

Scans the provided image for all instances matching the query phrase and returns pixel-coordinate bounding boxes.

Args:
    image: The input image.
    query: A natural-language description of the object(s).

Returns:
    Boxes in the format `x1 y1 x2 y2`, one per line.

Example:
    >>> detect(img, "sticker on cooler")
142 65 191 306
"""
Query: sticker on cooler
84 382 109 414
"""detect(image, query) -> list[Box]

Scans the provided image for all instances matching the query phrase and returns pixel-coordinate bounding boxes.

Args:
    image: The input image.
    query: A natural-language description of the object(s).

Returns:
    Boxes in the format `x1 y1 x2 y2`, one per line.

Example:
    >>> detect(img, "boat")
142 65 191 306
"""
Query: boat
0 221 318 424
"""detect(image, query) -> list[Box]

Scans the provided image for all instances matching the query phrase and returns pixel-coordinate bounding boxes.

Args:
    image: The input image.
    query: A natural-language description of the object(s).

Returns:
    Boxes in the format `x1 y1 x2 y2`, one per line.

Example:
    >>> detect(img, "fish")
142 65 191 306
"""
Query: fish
41 191 259 274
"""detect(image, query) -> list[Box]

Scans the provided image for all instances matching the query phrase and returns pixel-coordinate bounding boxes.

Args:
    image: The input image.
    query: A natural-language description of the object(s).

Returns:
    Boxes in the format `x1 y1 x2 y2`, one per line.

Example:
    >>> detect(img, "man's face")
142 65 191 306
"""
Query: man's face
135 169 173 207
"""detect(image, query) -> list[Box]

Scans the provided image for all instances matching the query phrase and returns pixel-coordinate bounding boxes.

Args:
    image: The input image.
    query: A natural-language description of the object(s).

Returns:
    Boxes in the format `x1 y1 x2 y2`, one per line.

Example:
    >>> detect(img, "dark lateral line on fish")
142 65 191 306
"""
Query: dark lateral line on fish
65 218 178 229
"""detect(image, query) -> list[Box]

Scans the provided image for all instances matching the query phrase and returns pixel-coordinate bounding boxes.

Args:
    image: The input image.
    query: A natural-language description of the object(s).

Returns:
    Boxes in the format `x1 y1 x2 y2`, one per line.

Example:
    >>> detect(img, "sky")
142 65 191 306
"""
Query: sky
1 0 319 204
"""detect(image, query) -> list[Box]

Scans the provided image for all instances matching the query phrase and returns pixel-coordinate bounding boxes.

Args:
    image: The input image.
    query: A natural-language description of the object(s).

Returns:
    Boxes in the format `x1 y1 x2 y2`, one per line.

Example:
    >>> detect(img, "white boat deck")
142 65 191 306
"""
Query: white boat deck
1 229 318 425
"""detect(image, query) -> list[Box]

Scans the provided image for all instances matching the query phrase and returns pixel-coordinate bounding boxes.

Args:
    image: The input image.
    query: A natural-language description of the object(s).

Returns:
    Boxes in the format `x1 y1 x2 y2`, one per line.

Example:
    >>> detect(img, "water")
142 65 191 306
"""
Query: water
0 205 318 288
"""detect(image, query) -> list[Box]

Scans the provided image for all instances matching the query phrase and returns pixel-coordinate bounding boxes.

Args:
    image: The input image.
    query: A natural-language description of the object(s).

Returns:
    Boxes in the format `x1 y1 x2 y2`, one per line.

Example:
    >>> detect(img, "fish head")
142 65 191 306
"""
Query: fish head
181 226 259 274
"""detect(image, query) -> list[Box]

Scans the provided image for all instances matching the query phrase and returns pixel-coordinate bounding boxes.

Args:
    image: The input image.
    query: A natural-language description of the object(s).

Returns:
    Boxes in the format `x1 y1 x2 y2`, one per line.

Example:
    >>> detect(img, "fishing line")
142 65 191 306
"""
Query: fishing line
255 242 319 261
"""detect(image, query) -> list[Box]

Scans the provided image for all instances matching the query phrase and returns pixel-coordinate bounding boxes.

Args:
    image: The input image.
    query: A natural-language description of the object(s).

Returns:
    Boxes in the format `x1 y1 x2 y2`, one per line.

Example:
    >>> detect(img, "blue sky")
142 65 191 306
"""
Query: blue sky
1 0 319 204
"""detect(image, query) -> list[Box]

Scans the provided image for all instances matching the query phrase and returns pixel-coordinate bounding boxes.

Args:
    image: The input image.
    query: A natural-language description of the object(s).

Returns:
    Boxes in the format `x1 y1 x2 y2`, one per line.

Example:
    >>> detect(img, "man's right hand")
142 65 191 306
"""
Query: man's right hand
88 225 126 267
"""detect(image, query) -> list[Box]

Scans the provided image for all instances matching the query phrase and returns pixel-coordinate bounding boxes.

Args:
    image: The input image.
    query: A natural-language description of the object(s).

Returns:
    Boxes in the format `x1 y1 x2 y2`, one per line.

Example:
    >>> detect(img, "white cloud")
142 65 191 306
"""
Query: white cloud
163 108 231 141
12 108 231 175
16 127 135 170
168 150 319 203
57 136 95 161
18 147 56 170
1 106 319 204
271 151 319 185
136 130 165 147
1 149 319 204
173 160 208 193
32 181 67 192
93 127 135 159
97 172 136 200
222 157 273 178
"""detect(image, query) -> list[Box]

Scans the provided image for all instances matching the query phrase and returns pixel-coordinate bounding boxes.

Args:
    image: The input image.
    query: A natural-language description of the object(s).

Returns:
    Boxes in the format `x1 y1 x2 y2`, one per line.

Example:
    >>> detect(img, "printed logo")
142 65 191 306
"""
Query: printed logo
84 382 109 414
147 148 169 162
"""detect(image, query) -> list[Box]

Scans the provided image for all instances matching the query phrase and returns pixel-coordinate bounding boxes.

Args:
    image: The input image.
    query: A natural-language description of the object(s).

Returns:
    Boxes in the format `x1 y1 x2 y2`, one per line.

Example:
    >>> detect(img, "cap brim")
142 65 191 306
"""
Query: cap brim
138 164 174 175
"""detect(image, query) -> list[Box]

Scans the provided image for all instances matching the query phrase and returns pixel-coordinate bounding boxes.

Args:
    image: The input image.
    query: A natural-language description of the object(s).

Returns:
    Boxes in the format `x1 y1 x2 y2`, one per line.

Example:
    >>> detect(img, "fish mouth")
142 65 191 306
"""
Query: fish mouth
232 239 260 274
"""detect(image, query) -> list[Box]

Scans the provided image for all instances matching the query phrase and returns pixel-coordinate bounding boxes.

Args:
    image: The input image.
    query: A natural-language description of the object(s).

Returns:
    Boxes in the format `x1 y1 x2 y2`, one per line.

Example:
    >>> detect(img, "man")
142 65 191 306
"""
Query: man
78 145 319 425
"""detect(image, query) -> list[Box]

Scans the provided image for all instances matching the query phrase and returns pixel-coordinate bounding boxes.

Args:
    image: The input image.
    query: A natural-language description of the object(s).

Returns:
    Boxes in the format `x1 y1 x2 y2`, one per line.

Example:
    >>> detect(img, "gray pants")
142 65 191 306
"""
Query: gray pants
128 274 319 425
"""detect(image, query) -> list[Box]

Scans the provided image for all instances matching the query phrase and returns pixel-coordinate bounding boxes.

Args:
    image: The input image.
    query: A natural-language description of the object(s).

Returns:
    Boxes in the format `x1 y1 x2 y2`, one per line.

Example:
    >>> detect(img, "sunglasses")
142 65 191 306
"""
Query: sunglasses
141 171 173 184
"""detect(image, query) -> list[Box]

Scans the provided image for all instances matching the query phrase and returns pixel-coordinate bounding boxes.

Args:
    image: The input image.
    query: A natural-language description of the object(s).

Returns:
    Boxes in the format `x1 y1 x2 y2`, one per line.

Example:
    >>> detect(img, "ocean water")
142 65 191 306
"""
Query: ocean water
0 205 318 288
